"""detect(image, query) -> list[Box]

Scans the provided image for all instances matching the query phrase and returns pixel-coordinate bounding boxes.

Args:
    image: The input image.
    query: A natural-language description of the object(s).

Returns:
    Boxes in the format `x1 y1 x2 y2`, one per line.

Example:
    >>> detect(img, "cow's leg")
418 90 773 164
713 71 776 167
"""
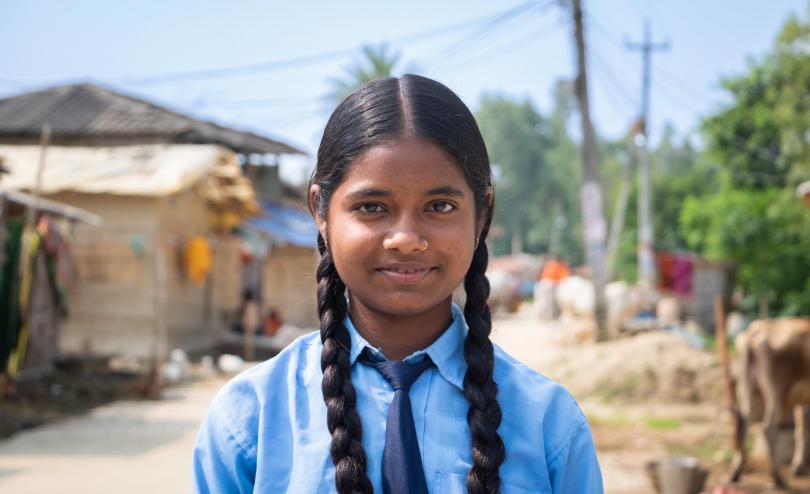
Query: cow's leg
730 337 754 484
729 410 748 482
763 401 788 487
757 345 788 488
791 405 810 477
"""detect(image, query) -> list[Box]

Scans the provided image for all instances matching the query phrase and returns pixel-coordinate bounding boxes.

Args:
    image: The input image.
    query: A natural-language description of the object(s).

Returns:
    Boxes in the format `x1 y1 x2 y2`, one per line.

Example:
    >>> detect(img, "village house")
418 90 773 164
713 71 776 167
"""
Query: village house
0 83 315 363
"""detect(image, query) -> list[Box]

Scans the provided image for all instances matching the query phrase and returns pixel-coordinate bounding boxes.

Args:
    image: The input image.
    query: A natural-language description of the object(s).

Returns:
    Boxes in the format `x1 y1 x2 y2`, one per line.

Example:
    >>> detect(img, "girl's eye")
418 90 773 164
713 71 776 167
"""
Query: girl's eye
428 201 456 213
354 203 385 214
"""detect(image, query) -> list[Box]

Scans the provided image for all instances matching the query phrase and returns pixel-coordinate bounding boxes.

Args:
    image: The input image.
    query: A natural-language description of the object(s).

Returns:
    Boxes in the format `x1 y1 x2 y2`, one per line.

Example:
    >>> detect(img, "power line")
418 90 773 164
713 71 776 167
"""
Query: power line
429 16 566 74
419 0 553 70
588 44 639 115
258 107 326 128
110 1 549 86
191 96 322 110
652 75 786 166
585 10 715 109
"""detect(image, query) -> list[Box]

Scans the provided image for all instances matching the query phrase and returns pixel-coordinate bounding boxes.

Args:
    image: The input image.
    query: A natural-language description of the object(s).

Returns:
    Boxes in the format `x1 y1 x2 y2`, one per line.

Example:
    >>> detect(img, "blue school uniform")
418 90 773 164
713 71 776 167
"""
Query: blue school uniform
192 304 604 493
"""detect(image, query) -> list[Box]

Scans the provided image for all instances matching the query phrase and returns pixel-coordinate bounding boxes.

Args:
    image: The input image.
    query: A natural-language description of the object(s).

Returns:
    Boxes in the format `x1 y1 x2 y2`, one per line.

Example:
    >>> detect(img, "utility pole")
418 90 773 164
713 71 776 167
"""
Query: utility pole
571 0 608 341
625 20 668 289
604 127 638 283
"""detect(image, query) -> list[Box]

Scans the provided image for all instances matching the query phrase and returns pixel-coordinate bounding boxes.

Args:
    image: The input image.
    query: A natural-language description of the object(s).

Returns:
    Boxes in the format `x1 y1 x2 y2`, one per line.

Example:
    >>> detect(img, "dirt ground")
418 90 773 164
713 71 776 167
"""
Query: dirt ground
491 308 810 494
2 308 810 493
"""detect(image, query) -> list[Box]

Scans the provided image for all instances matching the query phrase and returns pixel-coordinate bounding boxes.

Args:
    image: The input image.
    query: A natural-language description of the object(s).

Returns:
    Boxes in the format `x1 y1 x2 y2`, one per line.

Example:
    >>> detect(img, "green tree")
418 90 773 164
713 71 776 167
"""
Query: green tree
681 9 810 316
681 188 810 315
702 10 810 188
475 91 582 261
605 126 719 283
327 44 404 105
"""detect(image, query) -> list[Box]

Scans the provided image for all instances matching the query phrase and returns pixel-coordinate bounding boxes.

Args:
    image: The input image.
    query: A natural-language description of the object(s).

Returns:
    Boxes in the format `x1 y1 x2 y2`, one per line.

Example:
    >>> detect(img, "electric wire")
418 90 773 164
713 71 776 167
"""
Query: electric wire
114 2 551 85
419 0 554 71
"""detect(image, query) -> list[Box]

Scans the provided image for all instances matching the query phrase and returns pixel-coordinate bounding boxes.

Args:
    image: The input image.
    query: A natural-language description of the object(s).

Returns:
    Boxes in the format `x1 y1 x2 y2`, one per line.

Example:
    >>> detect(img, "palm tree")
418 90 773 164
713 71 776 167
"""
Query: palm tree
327 44 404 105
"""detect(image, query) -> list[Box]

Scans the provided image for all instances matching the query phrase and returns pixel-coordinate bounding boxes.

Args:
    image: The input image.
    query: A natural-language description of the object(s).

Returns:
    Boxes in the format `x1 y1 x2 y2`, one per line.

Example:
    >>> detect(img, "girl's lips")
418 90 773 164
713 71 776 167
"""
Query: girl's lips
376 267 435 284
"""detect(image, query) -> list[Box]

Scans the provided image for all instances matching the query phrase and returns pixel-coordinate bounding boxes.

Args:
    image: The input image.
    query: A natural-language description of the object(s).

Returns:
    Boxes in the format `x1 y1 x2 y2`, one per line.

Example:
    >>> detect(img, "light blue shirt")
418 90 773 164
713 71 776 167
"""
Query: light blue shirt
192 304 603 493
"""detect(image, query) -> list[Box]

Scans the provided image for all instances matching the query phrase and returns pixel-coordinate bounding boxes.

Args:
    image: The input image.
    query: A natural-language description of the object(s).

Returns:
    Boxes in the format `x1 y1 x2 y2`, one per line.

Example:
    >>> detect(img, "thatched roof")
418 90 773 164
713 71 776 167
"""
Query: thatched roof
0 83 305 155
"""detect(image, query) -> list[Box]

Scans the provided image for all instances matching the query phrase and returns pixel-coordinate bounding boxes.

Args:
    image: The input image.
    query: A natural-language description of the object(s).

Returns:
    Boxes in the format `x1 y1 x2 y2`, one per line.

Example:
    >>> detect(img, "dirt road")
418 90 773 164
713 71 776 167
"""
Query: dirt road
1 310 806 493
0 375 228 494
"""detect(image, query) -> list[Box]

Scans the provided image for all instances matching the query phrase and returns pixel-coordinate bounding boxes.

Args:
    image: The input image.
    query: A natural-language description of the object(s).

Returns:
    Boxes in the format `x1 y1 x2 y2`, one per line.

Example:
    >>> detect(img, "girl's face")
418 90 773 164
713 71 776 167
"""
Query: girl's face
313 135 485 318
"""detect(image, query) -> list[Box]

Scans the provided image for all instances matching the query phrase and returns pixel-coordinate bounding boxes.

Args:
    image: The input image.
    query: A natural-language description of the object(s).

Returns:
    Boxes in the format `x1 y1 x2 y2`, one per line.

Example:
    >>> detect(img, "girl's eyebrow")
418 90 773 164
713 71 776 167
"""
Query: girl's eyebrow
345 187 389 200
345 186 465 199
426 186 465 198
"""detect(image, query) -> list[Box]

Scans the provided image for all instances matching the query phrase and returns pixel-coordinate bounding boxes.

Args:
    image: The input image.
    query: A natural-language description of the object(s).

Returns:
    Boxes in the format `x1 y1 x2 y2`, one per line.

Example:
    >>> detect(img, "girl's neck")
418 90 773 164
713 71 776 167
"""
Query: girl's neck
348 296 454 361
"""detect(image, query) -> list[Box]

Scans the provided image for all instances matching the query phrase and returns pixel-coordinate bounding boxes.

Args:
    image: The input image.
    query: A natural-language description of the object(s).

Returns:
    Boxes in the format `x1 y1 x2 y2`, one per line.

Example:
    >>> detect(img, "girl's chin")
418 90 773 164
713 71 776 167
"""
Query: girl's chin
361 295 453 319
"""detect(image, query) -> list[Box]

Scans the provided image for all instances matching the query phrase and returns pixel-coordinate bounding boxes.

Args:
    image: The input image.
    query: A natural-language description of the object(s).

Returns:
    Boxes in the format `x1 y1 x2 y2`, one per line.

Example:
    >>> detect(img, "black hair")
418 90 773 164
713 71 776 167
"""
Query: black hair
309 74 504 494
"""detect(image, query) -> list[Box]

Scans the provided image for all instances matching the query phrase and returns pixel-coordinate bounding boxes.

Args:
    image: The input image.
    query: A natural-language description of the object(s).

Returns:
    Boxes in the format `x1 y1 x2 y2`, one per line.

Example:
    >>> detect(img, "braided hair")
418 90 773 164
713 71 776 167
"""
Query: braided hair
309 74 504 493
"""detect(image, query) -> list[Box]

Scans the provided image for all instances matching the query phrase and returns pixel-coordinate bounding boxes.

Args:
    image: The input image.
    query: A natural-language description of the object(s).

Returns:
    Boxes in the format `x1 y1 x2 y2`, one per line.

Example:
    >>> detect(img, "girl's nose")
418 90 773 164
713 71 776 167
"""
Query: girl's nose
382 230 425 254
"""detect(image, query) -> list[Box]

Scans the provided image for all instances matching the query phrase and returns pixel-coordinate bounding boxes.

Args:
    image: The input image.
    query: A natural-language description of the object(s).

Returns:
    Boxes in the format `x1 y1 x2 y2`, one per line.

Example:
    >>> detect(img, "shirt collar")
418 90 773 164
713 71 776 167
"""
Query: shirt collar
342 303 468 391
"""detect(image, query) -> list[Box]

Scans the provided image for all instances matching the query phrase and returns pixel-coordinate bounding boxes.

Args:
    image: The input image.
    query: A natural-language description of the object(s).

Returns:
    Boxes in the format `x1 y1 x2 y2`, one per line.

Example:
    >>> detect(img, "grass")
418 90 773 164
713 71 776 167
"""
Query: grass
588 414 682 431
588 413 634 428
644 416 682 430
667 435 732 463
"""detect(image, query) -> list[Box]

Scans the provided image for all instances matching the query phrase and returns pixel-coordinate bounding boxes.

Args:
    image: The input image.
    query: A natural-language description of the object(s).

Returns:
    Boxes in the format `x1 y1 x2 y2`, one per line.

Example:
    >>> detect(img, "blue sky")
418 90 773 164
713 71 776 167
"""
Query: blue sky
1 0 806 183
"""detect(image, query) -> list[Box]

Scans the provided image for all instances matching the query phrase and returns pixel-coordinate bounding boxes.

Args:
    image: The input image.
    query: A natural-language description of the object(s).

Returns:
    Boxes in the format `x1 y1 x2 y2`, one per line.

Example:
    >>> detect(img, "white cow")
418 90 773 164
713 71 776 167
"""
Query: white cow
552 276 662 338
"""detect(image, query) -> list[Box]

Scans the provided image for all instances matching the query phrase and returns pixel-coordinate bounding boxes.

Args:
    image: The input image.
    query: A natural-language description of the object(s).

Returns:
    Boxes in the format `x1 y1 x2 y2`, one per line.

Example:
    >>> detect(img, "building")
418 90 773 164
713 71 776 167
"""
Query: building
0 83 313 360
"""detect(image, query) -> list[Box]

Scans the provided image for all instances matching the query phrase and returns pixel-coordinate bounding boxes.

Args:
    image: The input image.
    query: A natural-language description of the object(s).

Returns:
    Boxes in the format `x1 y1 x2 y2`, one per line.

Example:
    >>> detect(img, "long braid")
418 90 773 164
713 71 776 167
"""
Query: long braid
462 237 506 494
317 235 373 494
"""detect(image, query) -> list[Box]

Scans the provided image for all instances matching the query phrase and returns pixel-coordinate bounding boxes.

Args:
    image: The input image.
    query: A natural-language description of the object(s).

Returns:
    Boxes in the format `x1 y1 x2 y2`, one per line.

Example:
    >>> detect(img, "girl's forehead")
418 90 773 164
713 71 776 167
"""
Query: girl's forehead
338 136 470 191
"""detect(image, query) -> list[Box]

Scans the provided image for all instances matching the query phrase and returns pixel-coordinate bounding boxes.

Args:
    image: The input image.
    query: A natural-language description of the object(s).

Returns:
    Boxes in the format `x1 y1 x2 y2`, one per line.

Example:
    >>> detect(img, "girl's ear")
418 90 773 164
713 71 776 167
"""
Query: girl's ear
477 187 494 238
308 184 329 241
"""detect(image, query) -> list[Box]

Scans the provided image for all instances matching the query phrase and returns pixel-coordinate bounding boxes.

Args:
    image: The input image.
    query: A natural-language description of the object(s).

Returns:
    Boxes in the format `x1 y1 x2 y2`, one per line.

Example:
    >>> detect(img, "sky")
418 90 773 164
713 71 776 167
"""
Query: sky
1 0 806 184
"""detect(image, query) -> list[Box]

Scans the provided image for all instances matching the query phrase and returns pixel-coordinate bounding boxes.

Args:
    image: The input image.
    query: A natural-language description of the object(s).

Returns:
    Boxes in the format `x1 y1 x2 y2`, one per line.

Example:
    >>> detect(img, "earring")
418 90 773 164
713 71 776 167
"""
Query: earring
418 239 429 251
475 235 480 250
324 237 329 250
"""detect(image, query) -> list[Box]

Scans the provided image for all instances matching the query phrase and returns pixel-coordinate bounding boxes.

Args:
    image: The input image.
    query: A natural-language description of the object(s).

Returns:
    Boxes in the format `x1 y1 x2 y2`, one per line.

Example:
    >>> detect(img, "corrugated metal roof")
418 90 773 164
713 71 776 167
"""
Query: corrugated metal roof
0 189 102 225
0 83 306 155
248 201 318 248
0 143 239 196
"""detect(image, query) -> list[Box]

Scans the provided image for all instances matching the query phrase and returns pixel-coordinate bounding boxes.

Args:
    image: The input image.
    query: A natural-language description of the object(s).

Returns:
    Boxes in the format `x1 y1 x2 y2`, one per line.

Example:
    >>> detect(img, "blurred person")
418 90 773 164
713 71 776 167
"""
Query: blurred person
534 254 571 320
262 308 282 337
192 75 603 493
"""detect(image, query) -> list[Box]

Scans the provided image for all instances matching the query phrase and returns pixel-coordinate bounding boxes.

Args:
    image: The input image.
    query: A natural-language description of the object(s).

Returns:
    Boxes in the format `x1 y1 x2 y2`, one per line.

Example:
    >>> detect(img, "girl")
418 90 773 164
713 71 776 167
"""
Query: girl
192 75 603 493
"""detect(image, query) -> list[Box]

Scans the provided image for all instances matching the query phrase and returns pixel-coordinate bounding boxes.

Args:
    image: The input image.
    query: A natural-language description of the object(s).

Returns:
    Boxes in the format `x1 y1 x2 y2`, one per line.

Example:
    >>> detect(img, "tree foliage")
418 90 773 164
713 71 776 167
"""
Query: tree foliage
327 44 404 105
681 9 810 316
475 91 582 261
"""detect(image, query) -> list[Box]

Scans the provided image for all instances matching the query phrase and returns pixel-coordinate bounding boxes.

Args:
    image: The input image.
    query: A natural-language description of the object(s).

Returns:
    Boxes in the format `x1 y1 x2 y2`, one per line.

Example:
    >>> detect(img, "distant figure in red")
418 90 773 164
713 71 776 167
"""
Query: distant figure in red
535 255 571 320
539 255 571 285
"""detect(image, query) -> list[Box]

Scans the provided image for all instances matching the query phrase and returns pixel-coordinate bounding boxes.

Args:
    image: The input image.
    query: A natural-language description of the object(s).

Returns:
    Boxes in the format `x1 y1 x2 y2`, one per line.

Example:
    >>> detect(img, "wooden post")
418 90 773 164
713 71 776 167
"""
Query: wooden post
758 296 769 319
571 0 609 341
148 236 168 398
605 135 636 282
715 295 742 452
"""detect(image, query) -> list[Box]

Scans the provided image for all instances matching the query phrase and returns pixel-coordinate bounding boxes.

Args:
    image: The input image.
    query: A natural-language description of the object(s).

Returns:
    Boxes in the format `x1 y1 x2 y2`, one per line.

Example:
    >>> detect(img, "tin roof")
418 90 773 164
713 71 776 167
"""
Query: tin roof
0 83 305 155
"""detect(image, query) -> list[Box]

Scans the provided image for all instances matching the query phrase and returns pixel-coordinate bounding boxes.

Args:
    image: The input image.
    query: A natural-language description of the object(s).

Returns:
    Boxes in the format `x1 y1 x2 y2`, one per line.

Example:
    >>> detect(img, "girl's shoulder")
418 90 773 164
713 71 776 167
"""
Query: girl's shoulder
206 331 322 422
491 343 589 458
491 342 579 406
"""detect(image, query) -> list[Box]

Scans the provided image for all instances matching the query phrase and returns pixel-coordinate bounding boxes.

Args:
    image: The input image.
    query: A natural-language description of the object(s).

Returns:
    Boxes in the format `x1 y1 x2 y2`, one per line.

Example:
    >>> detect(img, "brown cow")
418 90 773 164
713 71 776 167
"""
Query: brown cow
730 317 810 487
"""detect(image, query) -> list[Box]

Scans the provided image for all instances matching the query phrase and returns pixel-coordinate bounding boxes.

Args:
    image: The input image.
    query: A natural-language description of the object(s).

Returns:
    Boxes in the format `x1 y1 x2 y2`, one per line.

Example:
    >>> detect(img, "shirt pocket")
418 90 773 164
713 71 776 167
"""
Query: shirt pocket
433 471 549 494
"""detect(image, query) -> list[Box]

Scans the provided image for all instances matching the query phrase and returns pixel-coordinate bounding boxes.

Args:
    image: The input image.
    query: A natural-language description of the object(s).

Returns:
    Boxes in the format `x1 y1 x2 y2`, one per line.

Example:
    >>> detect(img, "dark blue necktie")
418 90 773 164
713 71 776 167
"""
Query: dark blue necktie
360 348 433 494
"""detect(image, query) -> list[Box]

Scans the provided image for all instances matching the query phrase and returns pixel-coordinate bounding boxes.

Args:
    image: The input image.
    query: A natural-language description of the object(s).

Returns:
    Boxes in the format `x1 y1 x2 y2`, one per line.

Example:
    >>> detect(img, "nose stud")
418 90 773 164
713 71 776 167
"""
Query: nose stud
417 239 429 251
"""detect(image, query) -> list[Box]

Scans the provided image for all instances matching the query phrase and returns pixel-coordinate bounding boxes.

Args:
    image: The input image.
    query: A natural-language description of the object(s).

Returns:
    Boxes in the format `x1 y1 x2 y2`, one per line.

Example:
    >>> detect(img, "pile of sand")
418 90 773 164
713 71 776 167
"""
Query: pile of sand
492 317 725 404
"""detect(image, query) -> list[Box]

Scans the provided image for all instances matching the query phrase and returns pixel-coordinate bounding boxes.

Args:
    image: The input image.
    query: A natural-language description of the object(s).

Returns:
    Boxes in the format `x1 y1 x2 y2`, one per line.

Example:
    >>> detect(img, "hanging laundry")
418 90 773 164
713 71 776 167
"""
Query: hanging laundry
8 224 41 374
671 254 694 297
657 252 674 291
184 235 213 286
37 215 72 315
657 251 694 297
0 218 23 373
